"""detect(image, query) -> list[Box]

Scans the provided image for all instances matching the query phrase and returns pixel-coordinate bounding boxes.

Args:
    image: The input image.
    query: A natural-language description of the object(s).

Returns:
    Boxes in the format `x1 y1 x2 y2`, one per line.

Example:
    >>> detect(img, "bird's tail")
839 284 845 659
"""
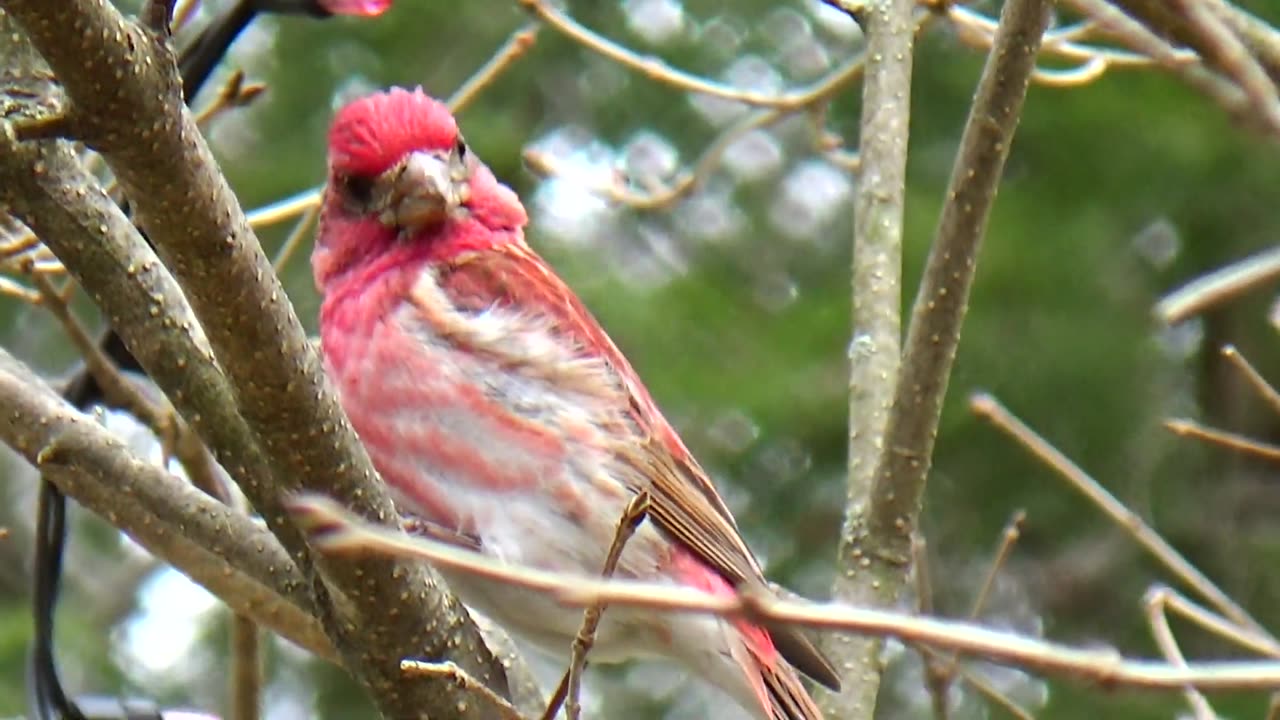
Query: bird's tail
742 634 825 720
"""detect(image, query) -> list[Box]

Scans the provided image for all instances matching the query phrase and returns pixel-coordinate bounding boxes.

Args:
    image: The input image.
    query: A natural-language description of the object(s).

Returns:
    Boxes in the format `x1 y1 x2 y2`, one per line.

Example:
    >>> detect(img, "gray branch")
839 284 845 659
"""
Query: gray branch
824 0 915 714
0 1 523 715
0 348 334 661
829 0 1053 716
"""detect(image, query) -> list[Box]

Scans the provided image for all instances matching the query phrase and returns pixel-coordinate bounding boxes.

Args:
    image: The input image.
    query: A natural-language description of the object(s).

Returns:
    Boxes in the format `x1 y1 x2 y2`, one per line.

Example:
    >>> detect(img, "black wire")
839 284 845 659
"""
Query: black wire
179 0 330 103
28 2 341 717
28 482 83 720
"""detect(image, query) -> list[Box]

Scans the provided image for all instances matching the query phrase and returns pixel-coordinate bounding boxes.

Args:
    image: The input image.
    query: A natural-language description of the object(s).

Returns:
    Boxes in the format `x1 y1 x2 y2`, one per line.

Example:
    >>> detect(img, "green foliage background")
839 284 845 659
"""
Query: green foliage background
1 0 1279 718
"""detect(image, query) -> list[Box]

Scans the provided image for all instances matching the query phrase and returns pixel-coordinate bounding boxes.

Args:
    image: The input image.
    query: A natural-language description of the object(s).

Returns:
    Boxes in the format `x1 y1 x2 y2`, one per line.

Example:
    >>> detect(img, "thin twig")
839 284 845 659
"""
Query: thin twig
1220 345 1280 418
1147 584 1280 658
193 70 266 127
0 349 333 659
1200 0 1280 79
448 23 539 113
1164 417 1280 463
292 494 1280 692
1155 246 1280 324
0 274 41 303
28 266 226 498
1063 0 1277 139
922 510 1028 719
519 0 852 110
912 536 952 720
1168 0 1280 137
971 511 1026 619
542 492 650 720
524 29 877 212
230 614 262 720
172 0 199 29
1145 588 1218 720
969 392 1275 643
28 269 167 429
946 4 1174 90
523 105 789 211
271 201 320 273
402 660 526 720
932 510 1029 703
916 645 1037 720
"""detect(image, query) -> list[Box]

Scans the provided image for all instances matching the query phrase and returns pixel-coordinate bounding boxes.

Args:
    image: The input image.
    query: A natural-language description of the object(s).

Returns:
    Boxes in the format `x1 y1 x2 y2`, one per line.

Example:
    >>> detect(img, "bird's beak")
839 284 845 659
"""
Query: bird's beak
382 150 463 233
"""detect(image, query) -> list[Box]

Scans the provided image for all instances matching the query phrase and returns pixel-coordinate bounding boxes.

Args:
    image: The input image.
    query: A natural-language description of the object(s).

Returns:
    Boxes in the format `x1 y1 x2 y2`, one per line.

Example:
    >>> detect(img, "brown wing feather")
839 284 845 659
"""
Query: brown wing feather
436 242 839 690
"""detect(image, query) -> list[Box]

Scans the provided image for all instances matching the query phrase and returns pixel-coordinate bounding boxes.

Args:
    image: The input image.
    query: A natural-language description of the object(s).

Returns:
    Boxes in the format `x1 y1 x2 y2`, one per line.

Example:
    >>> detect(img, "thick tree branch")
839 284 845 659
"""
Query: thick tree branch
0 0 515 715
870 0 1052 589
829 0 1053 715
0 112 307 571
0 348 333 660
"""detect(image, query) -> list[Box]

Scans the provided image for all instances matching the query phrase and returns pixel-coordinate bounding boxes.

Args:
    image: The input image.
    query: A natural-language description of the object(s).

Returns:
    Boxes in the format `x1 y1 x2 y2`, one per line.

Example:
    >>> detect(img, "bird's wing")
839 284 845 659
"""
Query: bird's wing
422 240 839 690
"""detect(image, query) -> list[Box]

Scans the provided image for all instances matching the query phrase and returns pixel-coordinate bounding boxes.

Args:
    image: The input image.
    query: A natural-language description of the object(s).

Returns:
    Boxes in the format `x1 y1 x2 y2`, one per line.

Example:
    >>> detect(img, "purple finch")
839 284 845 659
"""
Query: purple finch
312 87 839 720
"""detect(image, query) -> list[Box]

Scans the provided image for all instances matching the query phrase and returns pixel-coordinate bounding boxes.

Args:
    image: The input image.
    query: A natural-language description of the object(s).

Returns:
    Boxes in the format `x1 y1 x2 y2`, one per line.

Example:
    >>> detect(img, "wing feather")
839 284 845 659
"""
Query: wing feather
429 241 839 690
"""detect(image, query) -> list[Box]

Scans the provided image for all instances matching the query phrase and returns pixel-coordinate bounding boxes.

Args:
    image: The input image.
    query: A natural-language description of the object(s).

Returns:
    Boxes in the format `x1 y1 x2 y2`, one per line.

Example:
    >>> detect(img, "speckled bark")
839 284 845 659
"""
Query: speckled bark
0 1 515 716
0 348 332 659
827 0 1053 717
823 0 914 716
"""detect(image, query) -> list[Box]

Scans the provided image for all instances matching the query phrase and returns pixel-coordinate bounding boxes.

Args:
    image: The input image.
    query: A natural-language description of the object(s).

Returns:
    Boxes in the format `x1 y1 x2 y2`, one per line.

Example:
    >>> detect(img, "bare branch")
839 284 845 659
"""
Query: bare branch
0 348 332 660
970 392 1276 644
1220 345 1280 418
0 0 516 712
916 645 1037 720
518 0 852 109
293 494 1280 693
831 0 1052 712
1065 0 1279 139
1164 417 1280 462
824 0 916 713
1146 584 1280 658
230 614 263 720
542 493 649 720
448 23 540 112
1145 588 1218 720
1168 0 1280 135
1107 0 1280 84
1155 246 1280 324
971 511 1026 619
270 201 320 274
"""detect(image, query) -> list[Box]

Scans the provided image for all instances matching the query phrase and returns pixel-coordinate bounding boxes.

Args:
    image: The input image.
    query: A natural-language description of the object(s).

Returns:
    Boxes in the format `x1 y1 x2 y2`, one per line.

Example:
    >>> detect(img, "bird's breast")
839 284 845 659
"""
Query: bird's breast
319 268 633 559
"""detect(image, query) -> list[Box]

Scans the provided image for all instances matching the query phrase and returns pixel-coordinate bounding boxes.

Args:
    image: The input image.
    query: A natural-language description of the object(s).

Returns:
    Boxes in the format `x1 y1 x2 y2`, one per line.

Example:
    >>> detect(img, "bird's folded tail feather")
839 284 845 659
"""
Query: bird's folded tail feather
747 636 824 720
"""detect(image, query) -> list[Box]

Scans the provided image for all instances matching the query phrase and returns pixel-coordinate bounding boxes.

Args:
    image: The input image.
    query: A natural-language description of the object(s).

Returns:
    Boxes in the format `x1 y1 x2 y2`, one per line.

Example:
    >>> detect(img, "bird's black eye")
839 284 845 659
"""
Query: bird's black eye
339 174 375 207
455 137 468 160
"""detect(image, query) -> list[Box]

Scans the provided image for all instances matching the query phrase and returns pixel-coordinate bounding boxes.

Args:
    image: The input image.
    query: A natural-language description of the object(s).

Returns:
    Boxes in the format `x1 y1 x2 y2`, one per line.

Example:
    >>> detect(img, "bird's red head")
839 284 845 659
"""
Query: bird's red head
313 87 528 289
